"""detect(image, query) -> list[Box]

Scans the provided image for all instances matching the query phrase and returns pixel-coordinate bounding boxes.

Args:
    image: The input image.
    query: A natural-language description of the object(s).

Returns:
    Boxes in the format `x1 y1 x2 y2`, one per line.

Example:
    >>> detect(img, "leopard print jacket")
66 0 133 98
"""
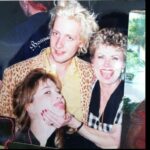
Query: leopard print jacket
0 48 94 125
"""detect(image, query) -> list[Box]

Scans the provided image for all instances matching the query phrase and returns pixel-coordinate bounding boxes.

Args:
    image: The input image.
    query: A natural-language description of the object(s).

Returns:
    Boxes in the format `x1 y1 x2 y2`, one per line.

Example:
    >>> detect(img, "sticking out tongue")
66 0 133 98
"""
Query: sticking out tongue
100 69 113 80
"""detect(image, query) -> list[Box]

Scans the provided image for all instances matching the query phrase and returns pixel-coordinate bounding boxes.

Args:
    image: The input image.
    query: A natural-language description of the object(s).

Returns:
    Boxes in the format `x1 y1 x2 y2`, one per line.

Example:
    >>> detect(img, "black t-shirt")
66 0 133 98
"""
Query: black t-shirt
12 127 100 149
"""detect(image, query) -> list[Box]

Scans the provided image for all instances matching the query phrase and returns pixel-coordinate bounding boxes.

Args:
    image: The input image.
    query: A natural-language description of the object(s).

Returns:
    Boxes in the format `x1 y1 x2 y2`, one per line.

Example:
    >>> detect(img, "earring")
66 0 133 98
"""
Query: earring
120 68 125 80
121 68 124 74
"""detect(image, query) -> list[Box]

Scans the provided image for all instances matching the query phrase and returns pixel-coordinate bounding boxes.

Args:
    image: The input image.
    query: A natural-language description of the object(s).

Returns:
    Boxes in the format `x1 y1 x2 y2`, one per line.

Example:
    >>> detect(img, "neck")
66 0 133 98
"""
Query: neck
30 119 56 146
100 79 121 93
99 80 121 115
49 54 73 79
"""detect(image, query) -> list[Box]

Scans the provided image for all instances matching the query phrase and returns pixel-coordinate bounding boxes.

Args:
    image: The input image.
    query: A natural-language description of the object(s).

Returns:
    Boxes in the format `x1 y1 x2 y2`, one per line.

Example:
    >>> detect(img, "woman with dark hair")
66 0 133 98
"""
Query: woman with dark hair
9 68 70 148
5 68 97 149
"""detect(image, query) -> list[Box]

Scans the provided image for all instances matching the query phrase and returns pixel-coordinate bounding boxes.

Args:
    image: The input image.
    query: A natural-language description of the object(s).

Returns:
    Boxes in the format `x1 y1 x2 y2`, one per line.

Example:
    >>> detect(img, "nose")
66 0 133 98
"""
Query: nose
56 36 64 49
56 94 63 102
103 58 111 68
56 95 61 99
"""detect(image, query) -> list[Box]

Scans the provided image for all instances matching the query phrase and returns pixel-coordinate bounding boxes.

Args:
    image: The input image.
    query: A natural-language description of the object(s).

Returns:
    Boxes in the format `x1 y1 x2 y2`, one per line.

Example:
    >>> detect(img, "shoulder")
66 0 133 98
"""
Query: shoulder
76 57 92 68
2 48 49 82
5 48 48 72
4 56 36 74
76 57 94 83
75 57 94 74
3 52 44 81
14 129 29 143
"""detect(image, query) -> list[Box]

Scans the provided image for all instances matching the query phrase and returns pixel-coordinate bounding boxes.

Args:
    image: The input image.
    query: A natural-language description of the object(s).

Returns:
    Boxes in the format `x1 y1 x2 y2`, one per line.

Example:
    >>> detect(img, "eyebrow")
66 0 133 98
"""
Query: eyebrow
40 86 51 91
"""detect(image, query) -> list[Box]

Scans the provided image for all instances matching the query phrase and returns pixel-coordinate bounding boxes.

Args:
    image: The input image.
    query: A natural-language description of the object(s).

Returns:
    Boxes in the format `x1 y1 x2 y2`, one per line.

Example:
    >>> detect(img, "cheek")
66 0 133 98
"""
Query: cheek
93 58 103 66
67 41 79 51
113 61 124 70
93 61 102 72
41 100 52 110
50 35 58 46
50 37 55 46
34 99 52 112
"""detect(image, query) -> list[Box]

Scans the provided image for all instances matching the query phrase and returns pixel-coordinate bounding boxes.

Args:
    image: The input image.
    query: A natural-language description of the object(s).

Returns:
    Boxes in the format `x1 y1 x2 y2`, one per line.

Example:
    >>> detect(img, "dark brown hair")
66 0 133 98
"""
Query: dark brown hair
13 68 64 148
13 68 61 129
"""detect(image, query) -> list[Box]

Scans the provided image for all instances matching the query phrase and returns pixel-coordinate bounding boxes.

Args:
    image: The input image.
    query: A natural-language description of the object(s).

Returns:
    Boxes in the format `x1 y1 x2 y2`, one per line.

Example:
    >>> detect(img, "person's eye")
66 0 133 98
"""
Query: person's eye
112 56 119 60
45 91 51 94
98 55 104 59
52 31 59 36
66 35 73 41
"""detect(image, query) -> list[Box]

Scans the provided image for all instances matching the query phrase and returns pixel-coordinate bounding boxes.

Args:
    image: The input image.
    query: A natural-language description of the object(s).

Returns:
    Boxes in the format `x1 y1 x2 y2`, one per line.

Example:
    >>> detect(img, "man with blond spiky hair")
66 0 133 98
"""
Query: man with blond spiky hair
0 0 99 128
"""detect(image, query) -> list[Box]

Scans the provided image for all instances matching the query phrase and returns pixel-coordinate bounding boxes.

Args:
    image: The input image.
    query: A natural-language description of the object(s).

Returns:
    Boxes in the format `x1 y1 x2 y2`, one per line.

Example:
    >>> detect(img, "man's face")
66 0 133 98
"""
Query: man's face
50 16 83 64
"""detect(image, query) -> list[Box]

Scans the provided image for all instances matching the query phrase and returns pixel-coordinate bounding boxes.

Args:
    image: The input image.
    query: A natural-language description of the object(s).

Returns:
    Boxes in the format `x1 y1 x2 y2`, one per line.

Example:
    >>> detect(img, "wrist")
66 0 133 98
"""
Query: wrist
68 115 83 130
76 122 84 132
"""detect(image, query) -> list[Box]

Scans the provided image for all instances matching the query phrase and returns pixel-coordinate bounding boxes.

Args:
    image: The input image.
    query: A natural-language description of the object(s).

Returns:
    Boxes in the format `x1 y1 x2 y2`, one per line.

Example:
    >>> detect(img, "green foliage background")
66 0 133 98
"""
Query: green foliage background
126 12 145 76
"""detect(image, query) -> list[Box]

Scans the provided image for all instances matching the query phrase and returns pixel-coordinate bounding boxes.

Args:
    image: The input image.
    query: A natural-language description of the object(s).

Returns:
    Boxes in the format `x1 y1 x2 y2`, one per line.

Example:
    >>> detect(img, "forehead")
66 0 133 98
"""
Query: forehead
96 44 123 54
53 16 81 35
37 79 56 89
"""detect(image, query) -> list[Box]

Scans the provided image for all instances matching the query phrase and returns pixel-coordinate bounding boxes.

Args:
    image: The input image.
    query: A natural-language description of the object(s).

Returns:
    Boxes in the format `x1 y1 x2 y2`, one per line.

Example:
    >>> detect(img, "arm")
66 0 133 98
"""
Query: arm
68 116 122 149
0 68 14 117
42 109 121 148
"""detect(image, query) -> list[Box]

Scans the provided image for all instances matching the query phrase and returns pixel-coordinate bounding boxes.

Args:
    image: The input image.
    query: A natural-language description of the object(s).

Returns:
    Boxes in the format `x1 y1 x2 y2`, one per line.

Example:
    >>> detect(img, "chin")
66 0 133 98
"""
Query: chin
101 80 113 85
53 57 64 63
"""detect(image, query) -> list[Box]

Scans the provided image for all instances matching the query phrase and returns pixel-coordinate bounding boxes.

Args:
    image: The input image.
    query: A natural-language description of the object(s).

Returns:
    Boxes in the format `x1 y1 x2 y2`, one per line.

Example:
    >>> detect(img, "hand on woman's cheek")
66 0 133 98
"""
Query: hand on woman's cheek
41 109 71 128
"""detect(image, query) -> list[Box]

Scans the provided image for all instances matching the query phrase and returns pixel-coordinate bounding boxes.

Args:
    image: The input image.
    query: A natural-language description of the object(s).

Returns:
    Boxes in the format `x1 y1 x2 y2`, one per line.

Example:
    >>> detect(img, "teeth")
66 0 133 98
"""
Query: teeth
56 51 64 55
100 70 113 79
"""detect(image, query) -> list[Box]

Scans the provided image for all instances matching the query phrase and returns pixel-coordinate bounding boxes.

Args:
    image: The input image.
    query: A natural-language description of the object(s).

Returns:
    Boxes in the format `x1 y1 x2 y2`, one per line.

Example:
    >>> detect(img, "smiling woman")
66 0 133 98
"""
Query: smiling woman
66 28 127 149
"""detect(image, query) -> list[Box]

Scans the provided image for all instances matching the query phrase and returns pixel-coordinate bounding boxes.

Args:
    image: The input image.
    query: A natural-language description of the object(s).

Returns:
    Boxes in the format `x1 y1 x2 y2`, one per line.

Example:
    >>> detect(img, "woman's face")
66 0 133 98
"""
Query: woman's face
27 79 65 119
92 44 125 85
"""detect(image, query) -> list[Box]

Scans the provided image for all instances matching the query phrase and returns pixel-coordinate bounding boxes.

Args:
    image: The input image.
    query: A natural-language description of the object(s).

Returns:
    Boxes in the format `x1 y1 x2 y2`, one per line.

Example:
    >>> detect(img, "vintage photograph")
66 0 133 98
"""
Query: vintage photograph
0 0 145 149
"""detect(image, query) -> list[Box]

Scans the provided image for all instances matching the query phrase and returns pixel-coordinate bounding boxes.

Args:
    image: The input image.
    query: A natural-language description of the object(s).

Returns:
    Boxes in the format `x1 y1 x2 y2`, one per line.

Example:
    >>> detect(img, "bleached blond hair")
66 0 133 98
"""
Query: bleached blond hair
49 0 99 54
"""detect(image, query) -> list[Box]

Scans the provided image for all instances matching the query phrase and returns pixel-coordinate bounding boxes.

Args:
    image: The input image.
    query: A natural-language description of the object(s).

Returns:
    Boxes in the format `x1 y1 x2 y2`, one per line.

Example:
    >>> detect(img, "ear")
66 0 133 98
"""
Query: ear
79 39 85 48
122 62 126 70
25 103 32 112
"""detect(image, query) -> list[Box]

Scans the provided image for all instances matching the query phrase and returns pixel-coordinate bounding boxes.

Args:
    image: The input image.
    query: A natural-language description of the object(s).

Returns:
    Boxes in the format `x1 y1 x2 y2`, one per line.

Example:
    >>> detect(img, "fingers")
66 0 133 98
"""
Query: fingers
41 109 60 128
41 109 68 128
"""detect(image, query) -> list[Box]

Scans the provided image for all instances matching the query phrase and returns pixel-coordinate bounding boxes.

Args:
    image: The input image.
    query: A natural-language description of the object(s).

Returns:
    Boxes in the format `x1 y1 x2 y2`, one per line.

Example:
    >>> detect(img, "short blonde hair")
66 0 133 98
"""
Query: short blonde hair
89 28 127 60
49 0 99 54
